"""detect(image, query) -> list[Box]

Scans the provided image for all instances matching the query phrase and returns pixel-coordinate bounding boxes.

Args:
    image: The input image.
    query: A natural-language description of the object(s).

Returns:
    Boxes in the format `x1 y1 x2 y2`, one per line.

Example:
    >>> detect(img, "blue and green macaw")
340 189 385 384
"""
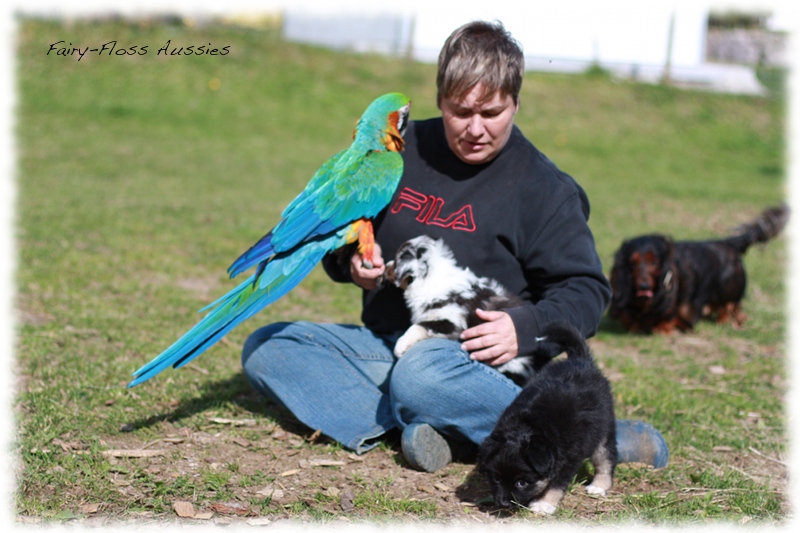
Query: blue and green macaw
128 92 411 387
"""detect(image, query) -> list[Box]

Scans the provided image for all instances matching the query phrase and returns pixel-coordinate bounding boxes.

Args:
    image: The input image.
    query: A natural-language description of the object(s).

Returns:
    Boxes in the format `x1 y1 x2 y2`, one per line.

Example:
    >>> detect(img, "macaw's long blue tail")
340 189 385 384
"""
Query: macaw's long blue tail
128 238 335 387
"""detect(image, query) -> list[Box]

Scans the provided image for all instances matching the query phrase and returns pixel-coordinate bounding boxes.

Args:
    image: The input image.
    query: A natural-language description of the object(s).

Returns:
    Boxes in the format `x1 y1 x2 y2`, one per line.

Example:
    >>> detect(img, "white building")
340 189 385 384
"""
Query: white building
281 0 794 95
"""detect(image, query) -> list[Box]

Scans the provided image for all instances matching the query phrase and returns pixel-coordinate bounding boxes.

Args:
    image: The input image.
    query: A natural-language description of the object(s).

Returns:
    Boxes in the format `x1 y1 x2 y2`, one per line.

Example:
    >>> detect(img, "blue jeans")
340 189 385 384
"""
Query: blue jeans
241 321 521 454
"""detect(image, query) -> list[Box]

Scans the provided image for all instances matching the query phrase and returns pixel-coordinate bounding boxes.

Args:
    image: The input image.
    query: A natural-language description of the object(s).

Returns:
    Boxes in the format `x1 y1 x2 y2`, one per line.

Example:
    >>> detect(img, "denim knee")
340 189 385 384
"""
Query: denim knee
390 338 497 426
241 322 291 366
390 338 468 404
390 338 521 443
240 322 296 404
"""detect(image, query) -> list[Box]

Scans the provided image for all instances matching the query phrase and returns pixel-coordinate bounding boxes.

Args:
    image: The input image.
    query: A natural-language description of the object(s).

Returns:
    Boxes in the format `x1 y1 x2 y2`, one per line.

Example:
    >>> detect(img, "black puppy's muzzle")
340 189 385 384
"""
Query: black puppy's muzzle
495 495 512 508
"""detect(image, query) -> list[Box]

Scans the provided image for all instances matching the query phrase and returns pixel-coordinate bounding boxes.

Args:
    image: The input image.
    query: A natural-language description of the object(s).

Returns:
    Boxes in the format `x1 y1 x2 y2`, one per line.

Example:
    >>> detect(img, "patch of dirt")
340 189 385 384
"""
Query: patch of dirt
15 411 788 529
98 415 503 524
21 331 788 526
65 397 784 528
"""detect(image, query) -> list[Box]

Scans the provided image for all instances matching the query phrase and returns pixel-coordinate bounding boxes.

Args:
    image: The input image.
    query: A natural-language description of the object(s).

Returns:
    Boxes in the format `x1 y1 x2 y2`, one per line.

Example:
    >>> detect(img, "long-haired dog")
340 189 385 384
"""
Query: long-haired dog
477 322 616 515
382 235 537 385
609 204 789 334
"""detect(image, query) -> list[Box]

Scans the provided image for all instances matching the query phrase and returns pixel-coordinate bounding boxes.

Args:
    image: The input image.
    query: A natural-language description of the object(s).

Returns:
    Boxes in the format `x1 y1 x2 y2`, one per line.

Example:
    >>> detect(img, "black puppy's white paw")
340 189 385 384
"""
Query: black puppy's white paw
585 484 607 496
529 501 556 515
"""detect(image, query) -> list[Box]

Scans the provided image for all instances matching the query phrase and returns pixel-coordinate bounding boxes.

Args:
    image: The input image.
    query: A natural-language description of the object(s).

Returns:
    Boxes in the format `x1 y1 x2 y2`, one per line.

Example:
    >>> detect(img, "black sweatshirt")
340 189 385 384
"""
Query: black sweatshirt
323 117 611 355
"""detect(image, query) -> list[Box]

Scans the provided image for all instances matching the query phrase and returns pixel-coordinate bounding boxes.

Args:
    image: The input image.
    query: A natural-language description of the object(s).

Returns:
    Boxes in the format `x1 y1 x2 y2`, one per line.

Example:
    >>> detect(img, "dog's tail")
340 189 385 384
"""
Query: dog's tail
535 322 592 360
724 203 789 254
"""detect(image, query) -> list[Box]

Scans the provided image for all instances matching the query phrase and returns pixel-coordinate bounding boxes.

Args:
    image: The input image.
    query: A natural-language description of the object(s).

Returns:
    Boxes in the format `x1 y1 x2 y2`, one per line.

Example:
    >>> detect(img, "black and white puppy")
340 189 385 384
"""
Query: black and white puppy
383 235 535 385
477 322 616 515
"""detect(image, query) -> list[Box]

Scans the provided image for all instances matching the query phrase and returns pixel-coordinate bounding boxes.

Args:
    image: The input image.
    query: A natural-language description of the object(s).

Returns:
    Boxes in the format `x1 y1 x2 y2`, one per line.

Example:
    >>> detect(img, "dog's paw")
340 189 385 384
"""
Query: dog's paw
585 484 607 496
394 325 428 357
528 501 557 516
393 333 414 357
393 340 410 357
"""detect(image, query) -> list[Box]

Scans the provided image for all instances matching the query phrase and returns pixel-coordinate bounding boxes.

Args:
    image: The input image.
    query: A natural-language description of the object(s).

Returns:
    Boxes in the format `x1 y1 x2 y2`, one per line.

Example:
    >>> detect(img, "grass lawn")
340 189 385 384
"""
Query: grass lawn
13 16 788 526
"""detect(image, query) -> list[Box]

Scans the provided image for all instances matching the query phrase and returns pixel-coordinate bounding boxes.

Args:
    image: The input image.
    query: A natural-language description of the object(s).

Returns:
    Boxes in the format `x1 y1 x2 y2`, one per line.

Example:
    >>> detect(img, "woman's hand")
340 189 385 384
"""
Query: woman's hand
460 308 519 366
350 243 385 290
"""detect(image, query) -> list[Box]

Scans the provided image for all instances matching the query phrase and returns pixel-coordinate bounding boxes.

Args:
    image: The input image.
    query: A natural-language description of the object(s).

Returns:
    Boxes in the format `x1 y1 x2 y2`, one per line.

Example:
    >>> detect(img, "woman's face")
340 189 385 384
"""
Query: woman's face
440 83 519 165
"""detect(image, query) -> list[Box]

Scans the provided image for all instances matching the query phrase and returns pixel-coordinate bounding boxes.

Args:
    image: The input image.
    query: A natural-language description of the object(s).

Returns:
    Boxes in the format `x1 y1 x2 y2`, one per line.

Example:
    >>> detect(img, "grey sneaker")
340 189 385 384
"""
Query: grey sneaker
401 423 452 472
616 419 669 468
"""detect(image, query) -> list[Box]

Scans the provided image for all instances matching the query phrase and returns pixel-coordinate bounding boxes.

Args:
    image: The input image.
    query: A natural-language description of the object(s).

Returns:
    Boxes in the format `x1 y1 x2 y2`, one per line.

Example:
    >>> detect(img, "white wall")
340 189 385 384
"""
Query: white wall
281 0 793 68
406 2 708 67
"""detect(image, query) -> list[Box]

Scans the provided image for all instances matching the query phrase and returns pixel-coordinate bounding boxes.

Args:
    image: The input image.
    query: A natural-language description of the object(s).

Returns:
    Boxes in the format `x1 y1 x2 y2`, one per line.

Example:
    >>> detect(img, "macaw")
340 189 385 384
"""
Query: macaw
128 92 411 387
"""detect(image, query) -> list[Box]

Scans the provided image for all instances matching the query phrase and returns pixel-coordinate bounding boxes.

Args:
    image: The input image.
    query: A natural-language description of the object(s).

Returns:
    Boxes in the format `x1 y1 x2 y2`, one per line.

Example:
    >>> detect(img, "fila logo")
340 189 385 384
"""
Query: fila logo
389 187 476 232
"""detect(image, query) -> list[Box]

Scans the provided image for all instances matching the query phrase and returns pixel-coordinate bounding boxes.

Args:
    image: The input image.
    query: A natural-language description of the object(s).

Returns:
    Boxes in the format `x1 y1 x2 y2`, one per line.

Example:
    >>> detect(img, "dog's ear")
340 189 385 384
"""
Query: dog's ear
609 245 633 313
477 433 504 469
399 273 414 291
655 235 675 264
523 438 555 477
654 236 677 289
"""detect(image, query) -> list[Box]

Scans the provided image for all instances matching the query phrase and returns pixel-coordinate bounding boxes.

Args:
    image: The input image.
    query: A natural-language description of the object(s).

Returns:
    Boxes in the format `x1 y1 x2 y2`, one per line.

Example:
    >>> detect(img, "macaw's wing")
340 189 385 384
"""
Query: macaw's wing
224 152 345 279
227 149 403 279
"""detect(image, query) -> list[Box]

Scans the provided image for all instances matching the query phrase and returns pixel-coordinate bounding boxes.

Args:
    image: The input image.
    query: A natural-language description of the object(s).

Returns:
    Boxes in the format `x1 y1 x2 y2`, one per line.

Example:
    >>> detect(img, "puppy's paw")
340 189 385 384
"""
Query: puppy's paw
393 340 410 357
394 325 429 357
528 501 557 516
585 484 607 496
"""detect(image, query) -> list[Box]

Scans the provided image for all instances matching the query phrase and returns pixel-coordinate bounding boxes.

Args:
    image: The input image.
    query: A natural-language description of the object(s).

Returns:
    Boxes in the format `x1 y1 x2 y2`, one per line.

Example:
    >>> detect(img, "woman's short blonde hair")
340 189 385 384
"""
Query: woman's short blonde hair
436 20 524 106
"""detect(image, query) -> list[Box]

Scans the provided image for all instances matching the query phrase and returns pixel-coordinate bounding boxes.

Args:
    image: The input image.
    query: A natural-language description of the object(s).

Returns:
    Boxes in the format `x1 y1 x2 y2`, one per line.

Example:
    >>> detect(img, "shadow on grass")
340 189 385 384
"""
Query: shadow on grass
127 372 310 436
455 467 518 517
597 310 749 338
453 460 612 520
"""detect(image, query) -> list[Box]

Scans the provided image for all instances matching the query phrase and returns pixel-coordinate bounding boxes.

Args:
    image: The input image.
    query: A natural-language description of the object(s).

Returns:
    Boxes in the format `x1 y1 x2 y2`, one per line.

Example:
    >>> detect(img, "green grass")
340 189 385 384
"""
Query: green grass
14 16 787 525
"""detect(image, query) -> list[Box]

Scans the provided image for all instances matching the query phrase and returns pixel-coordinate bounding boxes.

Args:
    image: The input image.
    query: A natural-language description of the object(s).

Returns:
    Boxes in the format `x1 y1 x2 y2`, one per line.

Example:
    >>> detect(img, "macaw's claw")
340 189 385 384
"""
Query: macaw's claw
362 259 374 270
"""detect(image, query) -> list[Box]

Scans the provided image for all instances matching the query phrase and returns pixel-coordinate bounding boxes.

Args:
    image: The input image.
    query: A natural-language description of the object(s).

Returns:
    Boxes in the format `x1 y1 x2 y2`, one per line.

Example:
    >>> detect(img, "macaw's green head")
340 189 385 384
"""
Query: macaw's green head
356 92 411 152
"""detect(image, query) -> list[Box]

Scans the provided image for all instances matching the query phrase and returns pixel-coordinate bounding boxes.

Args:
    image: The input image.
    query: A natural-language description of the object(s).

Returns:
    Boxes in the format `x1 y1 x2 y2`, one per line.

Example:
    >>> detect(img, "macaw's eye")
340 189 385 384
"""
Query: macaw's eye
514 479 529 490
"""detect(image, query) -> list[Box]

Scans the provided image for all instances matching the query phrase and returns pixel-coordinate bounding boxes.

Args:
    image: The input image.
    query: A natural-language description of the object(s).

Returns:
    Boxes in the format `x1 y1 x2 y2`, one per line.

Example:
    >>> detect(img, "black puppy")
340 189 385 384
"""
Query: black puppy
477 322 616 515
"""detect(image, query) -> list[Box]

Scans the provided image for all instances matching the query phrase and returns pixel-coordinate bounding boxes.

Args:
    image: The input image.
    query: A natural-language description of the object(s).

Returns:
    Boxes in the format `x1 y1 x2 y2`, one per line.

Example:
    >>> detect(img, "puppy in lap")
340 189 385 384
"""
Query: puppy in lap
382 235 536 385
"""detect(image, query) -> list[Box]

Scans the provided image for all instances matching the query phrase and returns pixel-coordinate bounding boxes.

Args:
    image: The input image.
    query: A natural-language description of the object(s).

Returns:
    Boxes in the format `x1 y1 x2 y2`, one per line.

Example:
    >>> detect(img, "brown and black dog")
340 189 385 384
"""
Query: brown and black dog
608 204 789 334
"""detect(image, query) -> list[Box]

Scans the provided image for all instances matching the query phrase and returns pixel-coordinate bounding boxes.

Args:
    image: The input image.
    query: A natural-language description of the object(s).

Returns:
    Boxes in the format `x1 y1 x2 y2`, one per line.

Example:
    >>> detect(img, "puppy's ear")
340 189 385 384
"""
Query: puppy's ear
477 433 503 469
399 273 414 291
524 439 555 477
